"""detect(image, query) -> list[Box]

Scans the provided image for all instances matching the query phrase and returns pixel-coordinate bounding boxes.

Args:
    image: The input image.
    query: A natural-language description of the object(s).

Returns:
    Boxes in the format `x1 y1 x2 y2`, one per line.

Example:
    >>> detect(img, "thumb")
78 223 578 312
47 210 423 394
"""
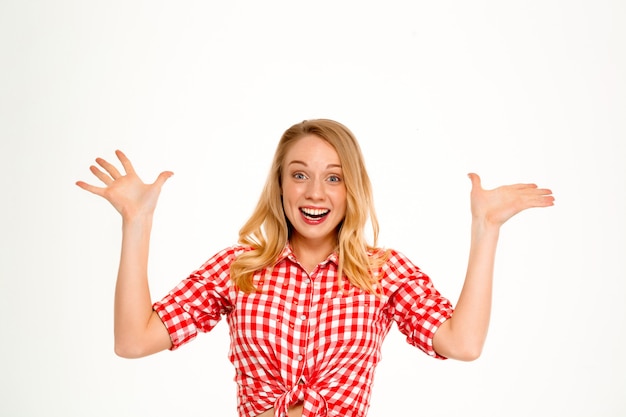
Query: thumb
154 171 174 187
467 172 482 191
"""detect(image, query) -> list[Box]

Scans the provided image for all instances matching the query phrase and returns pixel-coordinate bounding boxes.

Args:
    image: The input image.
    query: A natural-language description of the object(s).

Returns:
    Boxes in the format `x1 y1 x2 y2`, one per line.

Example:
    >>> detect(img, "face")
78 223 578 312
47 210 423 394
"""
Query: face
281 134 347 253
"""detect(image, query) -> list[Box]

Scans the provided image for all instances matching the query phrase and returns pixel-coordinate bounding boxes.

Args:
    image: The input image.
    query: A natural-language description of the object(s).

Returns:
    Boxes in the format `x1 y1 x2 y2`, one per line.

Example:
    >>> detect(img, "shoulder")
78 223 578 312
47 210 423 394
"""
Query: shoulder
378 248 427 280
381 248 419 269
197 244 253 273
376 249 443 301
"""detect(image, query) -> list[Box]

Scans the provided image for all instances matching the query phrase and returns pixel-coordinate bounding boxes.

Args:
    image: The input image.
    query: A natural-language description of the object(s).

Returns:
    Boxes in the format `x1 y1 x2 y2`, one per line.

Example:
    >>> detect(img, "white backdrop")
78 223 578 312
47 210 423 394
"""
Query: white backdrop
1 1 625 416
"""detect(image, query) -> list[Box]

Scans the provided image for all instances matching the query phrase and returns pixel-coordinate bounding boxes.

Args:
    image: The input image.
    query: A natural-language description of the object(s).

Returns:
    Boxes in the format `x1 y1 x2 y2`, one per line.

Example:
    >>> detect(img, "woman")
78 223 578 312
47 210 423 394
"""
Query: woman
76 119 554 417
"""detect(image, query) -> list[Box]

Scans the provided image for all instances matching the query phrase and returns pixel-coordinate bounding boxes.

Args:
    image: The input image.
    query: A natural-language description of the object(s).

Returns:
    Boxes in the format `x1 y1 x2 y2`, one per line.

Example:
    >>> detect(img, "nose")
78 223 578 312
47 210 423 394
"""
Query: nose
305 177 324 200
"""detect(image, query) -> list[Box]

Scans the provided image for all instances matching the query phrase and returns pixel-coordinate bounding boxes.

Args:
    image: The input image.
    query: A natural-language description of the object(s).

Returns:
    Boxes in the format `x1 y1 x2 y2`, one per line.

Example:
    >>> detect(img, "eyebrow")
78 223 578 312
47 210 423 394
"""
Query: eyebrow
288 160 342 169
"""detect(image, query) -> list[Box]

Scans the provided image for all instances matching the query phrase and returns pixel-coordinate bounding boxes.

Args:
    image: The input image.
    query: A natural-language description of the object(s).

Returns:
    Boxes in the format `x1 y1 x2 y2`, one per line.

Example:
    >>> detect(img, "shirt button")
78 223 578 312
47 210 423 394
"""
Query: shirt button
300 314 307 321
297 355 303 361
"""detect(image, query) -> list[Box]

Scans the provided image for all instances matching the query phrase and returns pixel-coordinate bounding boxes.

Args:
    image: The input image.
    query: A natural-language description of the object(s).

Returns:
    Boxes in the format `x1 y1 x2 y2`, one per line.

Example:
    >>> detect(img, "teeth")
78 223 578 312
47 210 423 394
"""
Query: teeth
301 208 329 218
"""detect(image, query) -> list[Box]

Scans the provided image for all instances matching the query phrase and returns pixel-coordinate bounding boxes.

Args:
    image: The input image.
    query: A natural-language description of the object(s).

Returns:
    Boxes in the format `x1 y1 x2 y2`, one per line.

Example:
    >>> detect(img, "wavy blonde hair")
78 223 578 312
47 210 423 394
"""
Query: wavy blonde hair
230 119 387 293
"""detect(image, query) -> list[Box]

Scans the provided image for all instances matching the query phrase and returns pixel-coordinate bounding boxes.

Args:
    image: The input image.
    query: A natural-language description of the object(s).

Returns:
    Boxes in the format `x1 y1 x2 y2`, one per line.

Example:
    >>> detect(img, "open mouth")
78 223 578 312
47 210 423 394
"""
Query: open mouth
300 208 330 220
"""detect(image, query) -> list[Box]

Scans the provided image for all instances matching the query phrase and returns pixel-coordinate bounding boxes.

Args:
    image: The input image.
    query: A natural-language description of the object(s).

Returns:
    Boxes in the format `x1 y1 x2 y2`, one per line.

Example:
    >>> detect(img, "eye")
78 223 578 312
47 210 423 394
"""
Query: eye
327 174 342 183
293 172 307 180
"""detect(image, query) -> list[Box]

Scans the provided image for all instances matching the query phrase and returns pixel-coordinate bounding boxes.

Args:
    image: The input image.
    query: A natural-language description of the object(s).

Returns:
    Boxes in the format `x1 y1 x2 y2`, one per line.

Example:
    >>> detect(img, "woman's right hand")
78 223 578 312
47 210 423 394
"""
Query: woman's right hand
77 150 174 357
76 150 173 220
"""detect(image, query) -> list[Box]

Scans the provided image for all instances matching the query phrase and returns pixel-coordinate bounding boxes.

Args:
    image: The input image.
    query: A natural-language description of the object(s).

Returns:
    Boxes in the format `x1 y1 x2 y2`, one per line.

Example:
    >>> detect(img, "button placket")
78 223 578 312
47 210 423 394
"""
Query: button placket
294 269 313 381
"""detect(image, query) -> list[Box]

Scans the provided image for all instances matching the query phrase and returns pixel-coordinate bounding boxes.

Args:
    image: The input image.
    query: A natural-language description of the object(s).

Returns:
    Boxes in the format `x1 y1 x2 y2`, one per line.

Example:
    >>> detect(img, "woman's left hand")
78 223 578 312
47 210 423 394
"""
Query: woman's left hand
468 173 555 227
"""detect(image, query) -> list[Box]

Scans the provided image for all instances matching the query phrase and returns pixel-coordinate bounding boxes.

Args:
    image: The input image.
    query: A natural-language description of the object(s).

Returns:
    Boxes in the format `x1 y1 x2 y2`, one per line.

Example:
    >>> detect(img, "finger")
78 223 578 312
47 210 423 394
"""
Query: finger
542 195 555 205
536 190 555 203
89 165 113 185
115 149 136 175
521 187 553 197
153 171 174 187
520 188 555 206
96 157 123 179
512 183 538 190
531 194 556 207
467 173 482 190
75 180 105 196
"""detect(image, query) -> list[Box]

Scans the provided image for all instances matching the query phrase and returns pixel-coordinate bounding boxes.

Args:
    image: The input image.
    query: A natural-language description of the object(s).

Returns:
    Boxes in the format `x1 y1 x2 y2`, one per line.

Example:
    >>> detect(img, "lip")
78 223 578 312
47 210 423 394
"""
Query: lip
299 207 330 225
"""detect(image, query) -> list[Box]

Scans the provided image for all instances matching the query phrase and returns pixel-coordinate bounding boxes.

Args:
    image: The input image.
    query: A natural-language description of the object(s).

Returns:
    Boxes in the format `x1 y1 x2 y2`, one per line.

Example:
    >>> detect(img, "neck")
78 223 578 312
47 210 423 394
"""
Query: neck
289 235 337 272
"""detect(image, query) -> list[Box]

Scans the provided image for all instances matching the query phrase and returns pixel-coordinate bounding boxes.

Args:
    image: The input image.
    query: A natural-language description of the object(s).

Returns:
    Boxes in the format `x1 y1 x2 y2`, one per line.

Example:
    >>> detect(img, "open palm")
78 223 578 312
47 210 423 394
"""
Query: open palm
468 173 554 226
76 150 173 219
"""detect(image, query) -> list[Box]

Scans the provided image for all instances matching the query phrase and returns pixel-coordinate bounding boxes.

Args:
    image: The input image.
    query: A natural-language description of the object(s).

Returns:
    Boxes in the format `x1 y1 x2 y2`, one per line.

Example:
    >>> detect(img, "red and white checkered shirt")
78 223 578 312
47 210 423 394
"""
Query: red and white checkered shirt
154 245 453 417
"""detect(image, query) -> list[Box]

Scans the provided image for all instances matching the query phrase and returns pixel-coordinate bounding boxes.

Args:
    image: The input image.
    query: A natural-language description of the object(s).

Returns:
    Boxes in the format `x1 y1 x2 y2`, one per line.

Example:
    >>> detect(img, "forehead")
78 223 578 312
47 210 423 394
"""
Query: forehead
284 134 341 165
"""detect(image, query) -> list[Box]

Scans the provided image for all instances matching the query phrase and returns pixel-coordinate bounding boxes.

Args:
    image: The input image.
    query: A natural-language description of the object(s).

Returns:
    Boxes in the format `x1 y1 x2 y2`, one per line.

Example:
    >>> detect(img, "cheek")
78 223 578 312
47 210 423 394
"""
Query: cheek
280 183 292 203
334 188 347 207
280 189 298 218
281 199 296 226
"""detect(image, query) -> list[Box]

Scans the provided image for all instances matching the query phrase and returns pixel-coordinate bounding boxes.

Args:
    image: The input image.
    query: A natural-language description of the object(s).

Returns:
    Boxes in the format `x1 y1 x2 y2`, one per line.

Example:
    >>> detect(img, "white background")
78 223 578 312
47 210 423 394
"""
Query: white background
1 1 625 416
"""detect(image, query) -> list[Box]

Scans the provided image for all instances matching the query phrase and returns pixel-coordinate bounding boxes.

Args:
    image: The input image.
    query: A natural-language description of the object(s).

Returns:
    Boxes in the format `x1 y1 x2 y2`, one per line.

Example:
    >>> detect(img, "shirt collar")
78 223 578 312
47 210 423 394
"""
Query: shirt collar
277 243 339 267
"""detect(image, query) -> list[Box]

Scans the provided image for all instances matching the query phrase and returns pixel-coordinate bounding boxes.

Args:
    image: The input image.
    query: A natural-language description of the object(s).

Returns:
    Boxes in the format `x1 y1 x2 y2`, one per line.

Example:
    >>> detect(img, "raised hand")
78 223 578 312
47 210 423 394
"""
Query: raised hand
432 174 554 360
76 150 173 220
467 173 554 227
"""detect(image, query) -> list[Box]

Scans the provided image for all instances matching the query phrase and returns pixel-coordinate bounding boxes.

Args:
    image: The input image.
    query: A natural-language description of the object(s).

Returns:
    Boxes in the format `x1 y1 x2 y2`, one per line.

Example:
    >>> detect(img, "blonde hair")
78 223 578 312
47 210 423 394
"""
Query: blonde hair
230 119 387 293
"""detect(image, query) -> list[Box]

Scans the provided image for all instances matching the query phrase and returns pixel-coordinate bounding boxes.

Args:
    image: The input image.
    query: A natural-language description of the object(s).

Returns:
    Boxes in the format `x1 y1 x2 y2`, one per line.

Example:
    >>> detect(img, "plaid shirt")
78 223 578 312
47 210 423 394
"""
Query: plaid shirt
154 245 453 417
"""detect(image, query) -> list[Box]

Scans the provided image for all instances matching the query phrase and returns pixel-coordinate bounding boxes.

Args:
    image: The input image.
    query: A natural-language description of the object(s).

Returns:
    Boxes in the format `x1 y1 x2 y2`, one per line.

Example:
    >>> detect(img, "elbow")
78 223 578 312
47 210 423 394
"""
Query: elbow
114 340 148 359
433 321 486 361
451 339 485 361
435 336 484 361
454 345 483 362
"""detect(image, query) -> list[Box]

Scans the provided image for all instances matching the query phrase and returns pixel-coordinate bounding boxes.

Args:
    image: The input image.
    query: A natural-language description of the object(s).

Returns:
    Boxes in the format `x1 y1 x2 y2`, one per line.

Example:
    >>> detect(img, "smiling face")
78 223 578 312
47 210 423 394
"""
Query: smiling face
281 134 347 256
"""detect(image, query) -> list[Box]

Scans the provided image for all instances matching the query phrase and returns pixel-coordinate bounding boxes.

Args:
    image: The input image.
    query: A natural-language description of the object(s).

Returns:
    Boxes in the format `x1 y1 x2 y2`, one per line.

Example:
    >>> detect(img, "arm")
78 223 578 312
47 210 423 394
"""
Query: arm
432 173 554 361
76 150 174 358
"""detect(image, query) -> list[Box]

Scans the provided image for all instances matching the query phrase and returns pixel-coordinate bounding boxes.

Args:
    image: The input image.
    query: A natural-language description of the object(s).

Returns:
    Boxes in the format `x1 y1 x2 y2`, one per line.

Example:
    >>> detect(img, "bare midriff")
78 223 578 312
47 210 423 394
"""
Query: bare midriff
256 403 303 417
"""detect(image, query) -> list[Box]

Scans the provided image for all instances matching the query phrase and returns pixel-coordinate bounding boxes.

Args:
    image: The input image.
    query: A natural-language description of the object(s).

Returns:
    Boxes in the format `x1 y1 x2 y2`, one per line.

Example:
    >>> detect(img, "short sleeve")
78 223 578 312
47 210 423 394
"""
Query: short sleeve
153 246 240 350
383 250 454 359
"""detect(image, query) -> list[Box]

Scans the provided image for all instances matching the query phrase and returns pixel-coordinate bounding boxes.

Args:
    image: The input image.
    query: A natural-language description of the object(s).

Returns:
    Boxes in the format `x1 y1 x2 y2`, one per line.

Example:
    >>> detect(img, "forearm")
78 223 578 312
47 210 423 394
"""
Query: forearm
434 219 500 360
76 150 174 357
432 173 553 360
114 215 156 355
